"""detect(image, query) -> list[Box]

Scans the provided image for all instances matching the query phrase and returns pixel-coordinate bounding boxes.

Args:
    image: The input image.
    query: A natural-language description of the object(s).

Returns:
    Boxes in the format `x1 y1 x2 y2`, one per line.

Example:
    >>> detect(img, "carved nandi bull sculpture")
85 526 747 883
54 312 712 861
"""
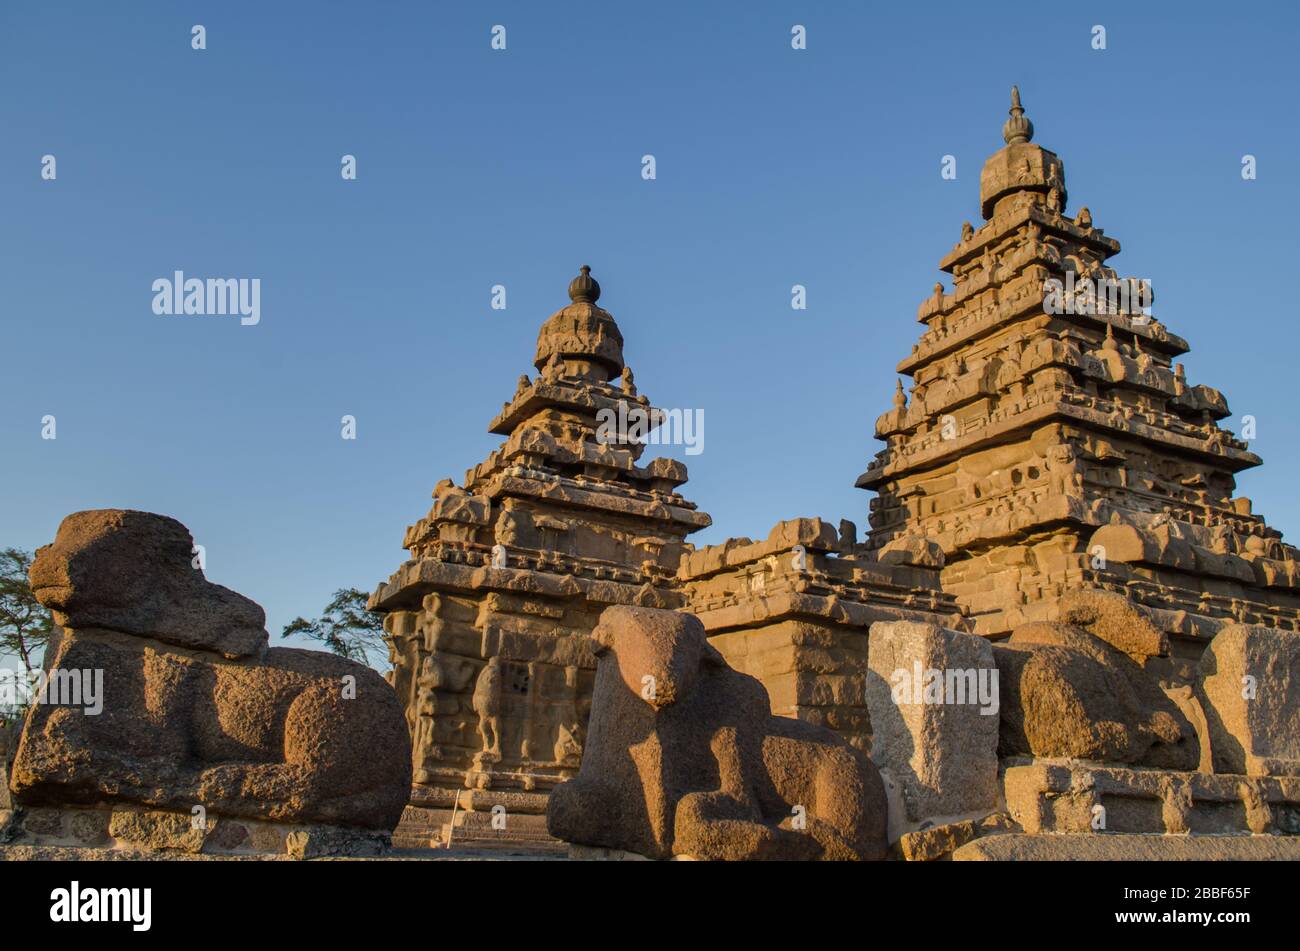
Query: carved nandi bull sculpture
547 605 887 860
13 509 411 831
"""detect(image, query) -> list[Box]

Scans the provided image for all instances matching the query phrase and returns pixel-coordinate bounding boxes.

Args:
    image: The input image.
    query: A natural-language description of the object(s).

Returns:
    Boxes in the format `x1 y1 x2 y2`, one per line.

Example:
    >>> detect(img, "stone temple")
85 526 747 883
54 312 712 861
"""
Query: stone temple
364 88 1300 856
7 88 1300 862
857 85 1300 674
369 266 711 844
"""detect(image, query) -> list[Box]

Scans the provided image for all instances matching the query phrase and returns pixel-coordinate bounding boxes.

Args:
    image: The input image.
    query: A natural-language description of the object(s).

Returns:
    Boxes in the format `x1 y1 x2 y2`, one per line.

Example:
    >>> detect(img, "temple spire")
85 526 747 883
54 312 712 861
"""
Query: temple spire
1002 85 1034 145
568 264 600 304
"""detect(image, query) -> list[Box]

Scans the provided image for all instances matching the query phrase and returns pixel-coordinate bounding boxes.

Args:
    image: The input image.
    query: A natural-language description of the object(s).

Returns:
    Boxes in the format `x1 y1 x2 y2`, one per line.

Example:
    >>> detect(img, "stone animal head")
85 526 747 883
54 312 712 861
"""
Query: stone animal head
1057 588 1168 662
29 509 267 658
590 605 725 711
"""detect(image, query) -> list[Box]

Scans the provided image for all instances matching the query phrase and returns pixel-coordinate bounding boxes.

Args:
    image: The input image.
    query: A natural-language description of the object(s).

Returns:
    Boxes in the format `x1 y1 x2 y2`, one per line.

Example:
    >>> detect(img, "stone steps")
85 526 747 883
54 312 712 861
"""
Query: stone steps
391 803 565 853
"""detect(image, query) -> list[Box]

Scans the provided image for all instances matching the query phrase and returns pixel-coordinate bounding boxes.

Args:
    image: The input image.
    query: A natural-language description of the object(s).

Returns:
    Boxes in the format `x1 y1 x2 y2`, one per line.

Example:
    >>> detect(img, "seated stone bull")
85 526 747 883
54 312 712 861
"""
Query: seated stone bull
546 605 887 860
994 590 1199 770
12 509 411 831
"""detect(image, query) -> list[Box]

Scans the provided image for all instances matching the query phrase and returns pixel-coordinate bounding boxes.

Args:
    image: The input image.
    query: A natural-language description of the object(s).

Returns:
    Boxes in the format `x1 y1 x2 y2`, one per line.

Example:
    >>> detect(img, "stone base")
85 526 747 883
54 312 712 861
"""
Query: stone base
568 844 653 861
953 833 1300 861
408 785 551 815
567 844 699 861
0 844 283 861
4 804 390 859
394 805 565 853
391 805 449 849
1003 760 1300 835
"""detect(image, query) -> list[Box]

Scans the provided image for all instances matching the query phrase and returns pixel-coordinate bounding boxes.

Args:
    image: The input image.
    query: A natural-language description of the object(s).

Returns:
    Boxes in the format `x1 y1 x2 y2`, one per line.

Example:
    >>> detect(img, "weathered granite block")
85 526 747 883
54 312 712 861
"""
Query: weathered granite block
108 808 208 853
1197 624 1300 777
865 621 999 826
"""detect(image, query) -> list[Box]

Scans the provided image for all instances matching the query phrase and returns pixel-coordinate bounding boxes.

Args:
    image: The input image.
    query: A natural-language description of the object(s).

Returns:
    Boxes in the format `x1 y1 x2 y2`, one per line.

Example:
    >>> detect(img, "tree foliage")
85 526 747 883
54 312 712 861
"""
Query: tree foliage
0 547 53 676
281 588 387 669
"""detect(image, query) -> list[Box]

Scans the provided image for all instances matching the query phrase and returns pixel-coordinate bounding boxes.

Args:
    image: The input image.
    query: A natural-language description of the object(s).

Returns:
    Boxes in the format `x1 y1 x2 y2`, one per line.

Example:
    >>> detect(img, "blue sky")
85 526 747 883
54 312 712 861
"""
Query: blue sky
2 2 1297 661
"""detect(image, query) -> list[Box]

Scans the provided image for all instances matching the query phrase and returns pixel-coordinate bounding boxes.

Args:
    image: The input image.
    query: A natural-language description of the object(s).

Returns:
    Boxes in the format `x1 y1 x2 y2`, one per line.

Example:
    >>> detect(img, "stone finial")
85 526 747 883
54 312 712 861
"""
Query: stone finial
893 378 907 410
1003 85 1034 145
1102 322 1118 352
568 264 601 304
534 265 624 377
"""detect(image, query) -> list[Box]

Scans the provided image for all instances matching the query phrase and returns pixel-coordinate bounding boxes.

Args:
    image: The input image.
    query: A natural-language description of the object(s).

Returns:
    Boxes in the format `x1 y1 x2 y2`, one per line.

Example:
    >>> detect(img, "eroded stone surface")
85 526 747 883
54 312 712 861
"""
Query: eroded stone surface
4 802 393 858
1198 624 1300 776
893 814 1012 861
865 621 999 825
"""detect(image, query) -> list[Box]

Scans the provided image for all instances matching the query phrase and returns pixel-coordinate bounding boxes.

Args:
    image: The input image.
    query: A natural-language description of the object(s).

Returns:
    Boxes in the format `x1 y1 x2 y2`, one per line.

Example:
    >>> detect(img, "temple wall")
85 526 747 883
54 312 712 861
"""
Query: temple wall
709 620 873 751
384 587 615 802
678 518 965 753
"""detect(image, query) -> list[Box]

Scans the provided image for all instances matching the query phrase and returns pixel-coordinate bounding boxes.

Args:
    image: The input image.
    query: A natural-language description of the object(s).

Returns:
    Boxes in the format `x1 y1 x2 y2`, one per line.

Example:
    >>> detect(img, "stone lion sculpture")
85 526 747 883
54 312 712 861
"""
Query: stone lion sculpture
546 605 888 860
12 509 412 832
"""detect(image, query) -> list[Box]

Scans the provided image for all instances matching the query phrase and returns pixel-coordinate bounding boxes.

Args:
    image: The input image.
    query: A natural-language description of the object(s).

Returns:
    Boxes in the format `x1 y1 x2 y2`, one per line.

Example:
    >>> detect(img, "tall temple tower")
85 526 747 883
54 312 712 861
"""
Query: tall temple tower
858 89 1300 666
370 267 710 837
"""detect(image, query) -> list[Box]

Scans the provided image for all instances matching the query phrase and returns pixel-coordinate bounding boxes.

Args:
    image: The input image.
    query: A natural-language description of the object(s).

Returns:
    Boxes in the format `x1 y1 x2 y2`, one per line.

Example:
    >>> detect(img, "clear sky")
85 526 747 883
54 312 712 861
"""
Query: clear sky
3 2 1297 661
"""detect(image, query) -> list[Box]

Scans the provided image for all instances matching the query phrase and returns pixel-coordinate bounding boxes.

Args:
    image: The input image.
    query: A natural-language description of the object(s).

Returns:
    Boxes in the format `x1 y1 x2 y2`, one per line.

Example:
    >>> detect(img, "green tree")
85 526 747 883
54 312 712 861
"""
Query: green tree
1 547 53 677
281 588 388 669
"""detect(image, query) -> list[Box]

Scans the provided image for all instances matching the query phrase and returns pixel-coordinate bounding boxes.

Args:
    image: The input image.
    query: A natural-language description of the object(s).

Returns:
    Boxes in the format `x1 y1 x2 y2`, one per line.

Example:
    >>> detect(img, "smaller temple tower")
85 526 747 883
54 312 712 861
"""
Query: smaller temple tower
370 267 711 836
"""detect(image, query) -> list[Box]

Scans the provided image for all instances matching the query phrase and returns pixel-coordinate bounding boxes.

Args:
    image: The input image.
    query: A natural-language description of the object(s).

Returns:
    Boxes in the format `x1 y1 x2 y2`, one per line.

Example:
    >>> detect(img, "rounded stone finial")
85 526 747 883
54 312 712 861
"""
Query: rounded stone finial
535 265 623 378
1002 85 1034 146
568 265 601 304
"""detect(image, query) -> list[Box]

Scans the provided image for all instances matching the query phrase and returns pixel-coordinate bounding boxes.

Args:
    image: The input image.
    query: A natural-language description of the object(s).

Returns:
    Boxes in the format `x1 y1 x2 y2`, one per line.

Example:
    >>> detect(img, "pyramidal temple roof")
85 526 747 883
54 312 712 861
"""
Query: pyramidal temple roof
856 88 1300 644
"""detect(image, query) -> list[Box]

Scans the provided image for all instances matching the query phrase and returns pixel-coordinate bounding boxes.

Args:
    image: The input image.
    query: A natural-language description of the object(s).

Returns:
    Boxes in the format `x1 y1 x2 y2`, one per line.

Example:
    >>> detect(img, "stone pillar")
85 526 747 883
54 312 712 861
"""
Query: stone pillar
865 621 1000 836
1197 624 1300 777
